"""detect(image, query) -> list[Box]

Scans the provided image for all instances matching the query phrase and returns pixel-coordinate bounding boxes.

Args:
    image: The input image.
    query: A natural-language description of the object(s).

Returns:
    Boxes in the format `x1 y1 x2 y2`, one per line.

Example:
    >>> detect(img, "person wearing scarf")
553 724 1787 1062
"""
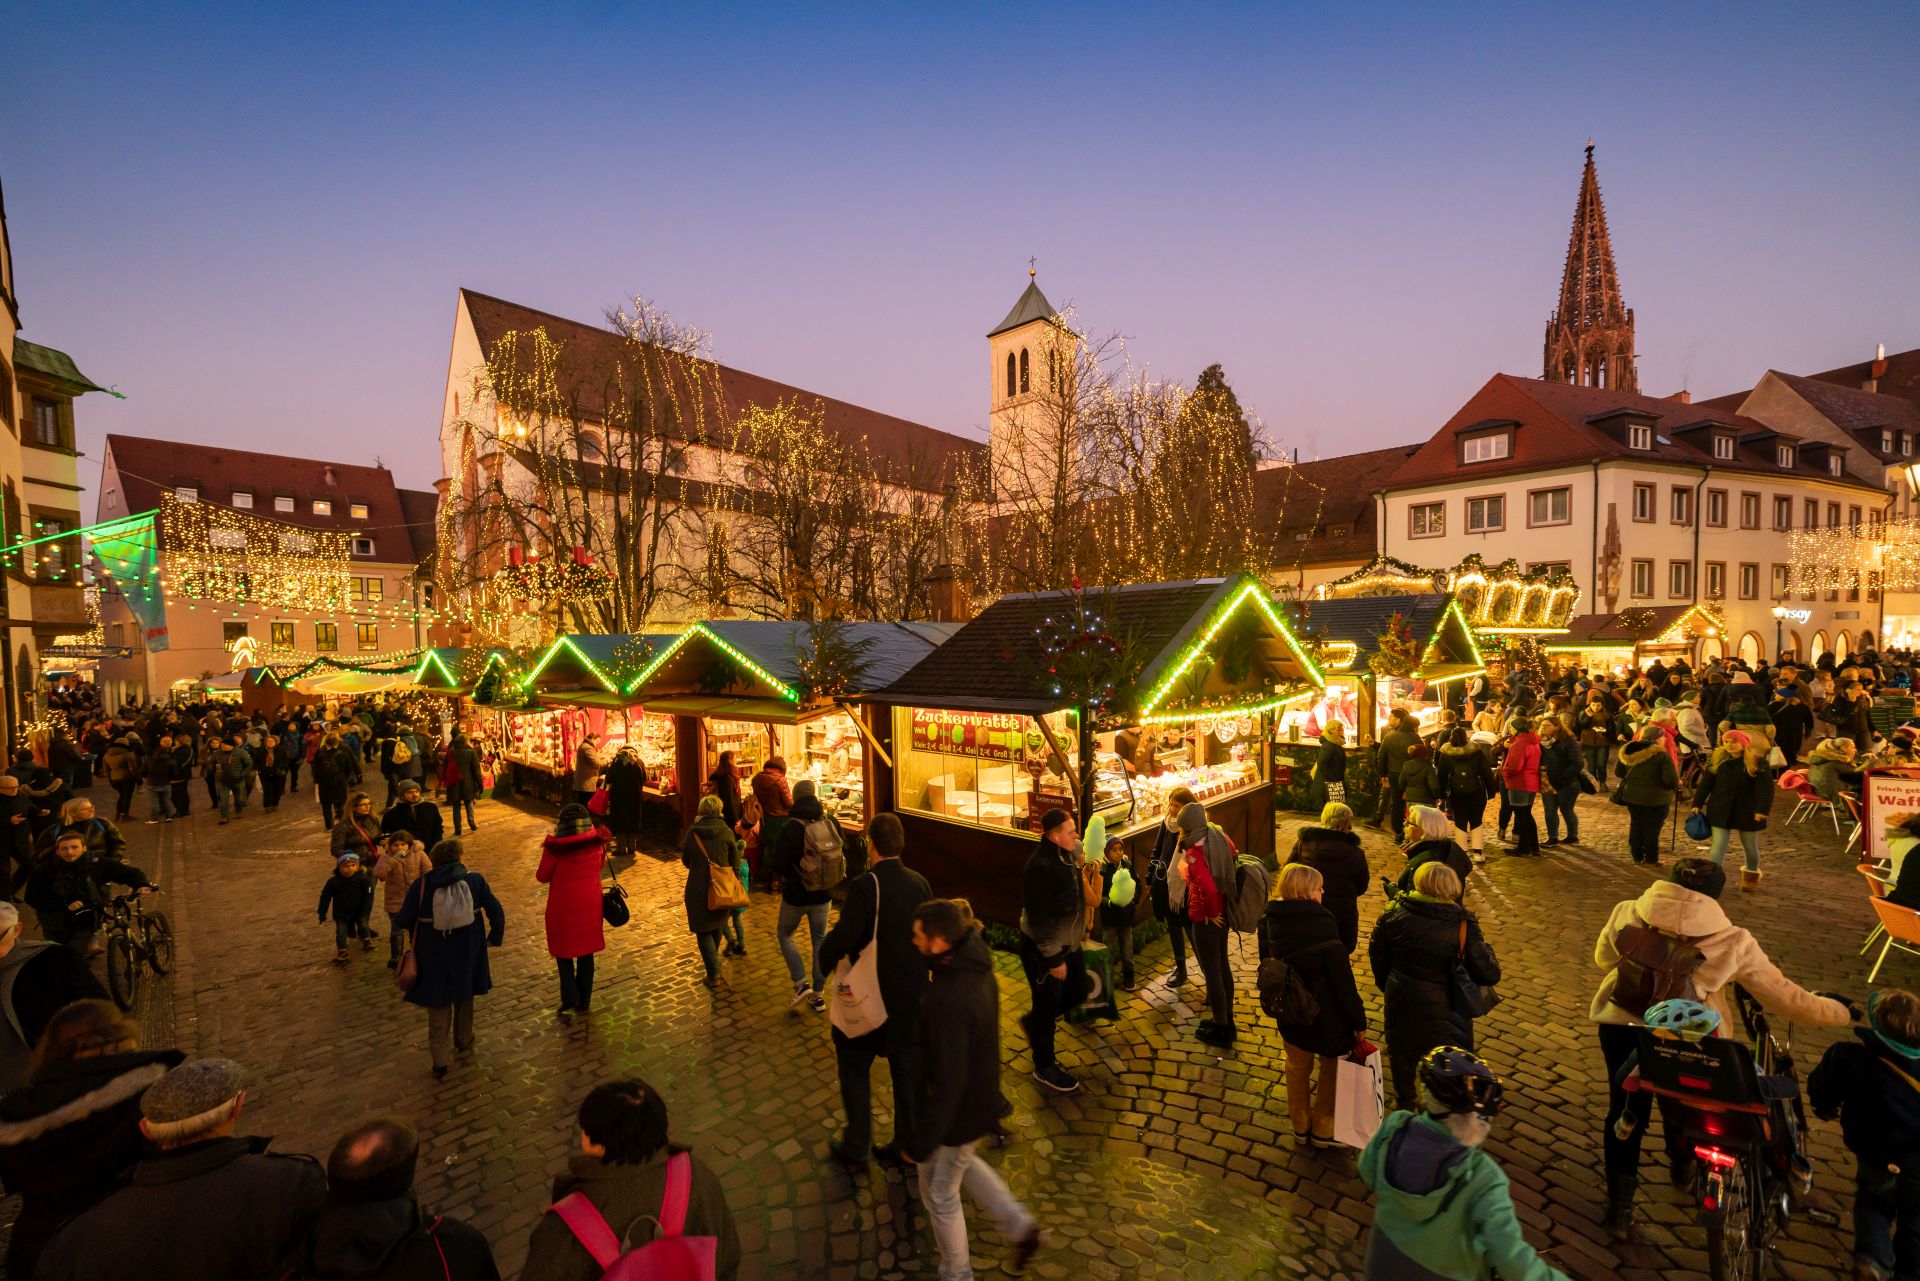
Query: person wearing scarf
1178 801 1238 1047
1810 989 1920 1281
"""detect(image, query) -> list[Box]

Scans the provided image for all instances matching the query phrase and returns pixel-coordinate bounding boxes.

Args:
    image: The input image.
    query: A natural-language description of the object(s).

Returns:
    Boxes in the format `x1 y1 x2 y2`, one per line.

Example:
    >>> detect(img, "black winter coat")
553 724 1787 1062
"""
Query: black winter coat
1613 739 1679 807
817 857 933 1030
318 869 377 924
1283 826 1369 953
22 853 149 936
908 929 1006 1159
392 865 505 1009
35 1135 326 1281
1256 899 1366 1056
1395 839 1471 896
380 800 443 851
1809 1027 1920 1170
1369 894 1500 1054
1435 742 1496 811
1539 734 1583 790
282 1196 501 1281
766 794 836 906
602 753 647 836
1693 755 1773 832
0 1048 183 1281
680 817 739 933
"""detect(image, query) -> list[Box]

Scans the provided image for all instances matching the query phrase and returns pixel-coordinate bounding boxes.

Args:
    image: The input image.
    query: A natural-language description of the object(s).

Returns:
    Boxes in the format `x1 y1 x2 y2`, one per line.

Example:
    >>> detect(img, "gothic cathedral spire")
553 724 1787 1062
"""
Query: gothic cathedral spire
1543 143 1637 392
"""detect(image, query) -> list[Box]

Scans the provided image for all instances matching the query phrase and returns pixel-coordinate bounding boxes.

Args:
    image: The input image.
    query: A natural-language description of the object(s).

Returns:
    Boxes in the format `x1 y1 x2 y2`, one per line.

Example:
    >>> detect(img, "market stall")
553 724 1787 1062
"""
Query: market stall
1280 594 1483 747
499 633 682 808
1543 604 1725 675
871 575 1324 924
625 620 958 830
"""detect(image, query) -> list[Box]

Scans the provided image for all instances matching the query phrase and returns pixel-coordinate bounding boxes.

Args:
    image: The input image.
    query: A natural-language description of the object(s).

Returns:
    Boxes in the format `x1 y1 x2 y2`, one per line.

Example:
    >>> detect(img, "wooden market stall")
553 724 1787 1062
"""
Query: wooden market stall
869 575 1325 925
1543 604 1725 675
1279 594 1485 746
498 633 681 808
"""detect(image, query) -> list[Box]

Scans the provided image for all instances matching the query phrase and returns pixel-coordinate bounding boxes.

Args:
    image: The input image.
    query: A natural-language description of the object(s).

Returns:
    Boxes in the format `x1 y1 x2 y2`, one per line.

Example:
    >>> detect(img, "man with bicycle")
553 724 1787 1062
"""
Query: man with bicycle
1589 857 1854 1239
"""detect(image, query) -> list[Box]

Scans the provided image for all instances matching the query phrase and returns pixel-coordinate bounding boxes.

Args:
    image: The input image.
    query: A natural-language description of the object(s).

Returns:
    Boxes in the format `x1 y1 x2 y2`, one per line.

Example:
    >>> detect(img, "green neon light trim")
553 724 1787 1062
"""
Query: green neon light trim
521 636 617 692
412 650 461 687
621 623 798 701
622 628 699 695
1428 599 1486 670
1138 688 1315 725
1138 581 1326 718
0 508 158 557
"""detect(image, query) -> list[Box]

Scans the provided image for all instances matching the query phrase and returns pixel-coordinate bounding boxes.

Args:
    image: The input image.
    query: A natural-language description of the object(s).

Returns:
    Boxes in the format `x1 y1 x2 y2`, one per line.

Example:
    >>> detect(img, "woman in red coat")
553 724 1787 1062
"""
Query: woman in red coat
536 804 608 1018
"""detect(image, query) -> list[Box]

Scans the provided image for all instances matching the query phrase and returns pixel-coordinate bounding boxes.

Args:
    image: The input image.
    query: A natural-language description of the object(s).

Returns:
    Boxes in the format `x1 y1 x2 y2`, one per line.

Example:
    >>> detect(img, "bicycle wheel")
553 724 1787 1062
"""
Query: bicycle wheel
142 912 174 976
1704 1156 1761 1281
105 934 138 1012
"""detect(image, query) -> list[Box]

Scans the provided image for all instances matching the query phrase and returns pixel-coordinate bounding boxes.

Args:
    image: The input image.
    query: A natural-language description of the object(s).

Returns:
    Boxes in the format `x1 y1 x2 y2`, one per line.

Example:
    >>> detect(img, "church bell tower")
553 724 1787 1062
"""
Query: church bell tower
1543 144 1638 393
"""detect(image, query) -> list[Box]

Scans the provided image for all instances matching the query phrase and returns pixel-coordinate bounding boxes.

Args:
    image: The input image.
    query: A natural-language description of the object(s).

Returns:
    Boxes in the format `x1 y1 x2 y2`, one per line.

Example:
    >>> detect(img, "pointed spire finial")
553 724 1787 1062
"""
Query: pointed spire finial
1028 256 1037 279
1586 138 1594 160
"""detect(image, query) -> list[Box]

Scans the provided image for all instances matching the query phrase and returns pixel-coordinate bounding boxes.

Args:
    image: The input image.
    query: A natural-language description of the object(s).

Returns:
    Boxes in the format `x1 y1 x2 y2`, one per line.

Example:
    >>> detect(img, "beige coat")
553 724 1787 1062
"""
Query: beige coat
371 844 432 914
1590 880 1849 1035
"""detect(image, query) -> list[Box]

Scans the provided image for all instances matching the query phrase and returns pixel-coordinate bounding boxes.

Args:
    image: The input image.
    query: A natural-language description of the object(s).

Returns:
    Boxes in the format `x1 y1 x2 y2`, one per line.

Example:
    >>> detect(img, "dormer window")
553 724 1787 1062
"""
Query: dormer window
1776 444 1795 468
312 499 332 516
349 502 369 520
1883 430 1894 453
1829 455 1844 477
1903 432 1913 457
1713 434 1735 460
1460 432 1511 464
231 490 253 509
174 486 198 504
1628 424 1653 450
274 495 294 513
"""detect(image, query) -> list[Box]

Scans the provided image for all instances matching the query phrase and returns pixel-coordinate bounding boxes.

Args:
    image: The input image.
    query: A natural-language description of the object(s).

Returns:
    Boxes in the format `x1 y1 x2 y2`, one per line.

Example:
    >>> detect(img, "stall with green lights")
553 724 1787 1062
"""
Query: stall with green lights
869 575 1323 924
1280 594 1485 747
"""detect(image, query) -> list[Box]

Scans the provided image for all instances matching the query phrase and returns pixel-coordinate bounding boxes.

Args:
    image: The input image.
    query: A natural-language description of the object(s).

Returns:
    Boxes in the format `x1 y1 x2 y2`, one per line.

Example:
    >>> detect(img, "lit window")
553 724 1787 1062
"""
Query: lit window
1713 434 1735 460
1461 433 1511 464
356 622 379 650
1409 502 1444 537
175 486 198 503
231 491 253 509
1528 488 1570 526
349 502 369 519
351 537 375 556
1629 424 1653 450
1466 496 1504 532
315 623 338 652
313 499 332 516
270 622 294 648
274 496 294 513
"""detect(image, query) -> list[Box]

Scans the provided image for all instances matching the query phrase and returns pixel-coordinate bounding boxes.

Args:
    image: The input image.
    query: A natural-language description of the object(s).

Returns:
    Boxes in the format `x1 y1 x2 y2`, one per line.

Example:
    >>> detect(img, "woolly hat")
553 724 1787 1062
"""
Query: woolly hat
1177 801 1209 842
554 803 594 838
1410 805 1451 842
1720 730 1753 752
142 1059 245 1142
1040 807 1072 836
792 779 817 802
1731 672 1755 685
336 852 361 869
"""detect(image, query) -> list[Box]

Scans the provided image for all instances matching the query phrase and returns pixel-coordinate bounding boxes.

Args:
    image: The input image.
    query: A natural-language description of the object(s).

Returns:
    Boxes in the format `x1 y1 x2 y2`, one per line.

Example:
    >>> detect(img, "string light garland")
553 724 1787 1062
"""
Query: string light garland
1786 518 1904 595
1369 612 1420 678
1028 579 1134 726
791 619 875 705
1137 580 1325 719
158 492 355 610
620 623 799 702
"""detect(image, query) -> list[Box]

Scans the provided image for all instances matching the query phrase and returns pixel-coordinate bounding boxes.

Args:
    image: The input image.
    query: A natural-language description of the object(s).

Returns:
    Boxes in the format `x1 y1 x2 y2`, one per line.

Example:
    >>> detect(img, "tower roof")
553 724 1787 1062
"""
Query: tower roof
1551 144 1629 338
987 279 1056 337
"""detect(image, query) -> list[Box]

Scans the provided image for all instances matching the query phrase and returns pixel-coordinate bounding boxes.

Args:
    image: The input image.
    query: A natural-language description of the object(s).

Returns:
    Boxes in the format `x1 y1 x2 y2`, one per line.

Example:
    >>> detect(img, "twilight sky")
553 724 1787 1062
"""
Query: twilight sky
5 2 1916 509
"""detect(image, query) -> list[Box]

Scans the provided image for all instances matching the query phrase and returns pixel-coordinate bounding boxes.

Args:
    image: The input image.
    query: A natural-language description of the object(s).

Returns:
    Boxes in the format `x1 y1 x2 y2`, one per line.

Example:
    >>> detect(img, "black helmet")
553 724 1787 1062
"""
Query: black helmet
1417 1046 1505 1118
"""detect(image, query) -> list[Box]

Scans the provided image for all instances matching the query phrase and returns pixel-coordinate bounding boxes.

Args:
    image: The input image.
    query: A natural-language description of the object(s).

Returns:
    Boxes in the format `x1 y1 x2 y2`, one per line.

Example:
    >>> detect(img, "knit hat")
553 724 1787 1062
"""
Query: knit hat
1411 805 1451 841
1731 672 1754 685
1177 800 1208 842
1040 807 1072 836
1721 730 1753 752
792 779 817 802
141 1059 246 1143
336 852 361 869
555 803 594 838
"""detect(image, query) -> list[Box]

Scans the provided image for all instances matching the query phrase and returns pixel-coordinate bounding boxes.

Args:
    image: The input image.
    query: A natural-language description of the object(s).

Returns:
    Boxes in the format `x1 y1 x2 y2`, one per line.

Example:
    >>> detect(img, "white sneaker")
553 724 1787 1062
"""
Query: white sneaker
789 982 810 1007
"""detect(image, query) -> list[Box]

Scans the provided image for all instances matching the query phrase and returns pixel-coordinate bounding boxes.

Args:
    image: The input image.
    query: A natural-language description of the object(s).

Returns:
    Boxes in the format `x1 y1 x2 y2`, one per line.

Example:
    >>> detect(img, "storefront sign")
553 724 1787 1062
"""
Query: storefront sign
1778 609 1812 624
909 708 1030 762
1864 769 1920 866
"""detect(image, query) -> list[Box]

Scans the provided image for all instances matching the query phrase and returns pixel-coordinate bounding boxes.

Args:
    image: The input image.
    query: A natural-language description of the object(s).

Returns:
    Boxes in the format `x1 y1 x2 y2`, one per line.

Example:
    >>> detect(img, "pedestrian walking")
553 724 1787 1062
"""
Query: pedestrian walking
257 727 287 812
538 804 609 1018
1284 802 1370 953
1369 861 1500 1108
708 750 744 830
380 780 444 851
767 779 842 1013
34 1057 328 1281
571 732 604 808
1614 724 1679 866
1312 720 1348 805
600 745 646 856
1097 837 1136 990
142 734 177 824
1691 728 1775 890
1397 742 1442 809
101 736 139 820
1391 805 1471 897
1538 719 1584 846
0 902 108 1093
331 791 381 863
1257 864 1366 1147
283 1116 501 1281
524 1080 742 1281
1808 988 1920 1281
312 732 355 830
1180 798 1240 1047
1376 709 1422 833
215 737 252 824
442 731 483 835
1437 727 1497 864
1500 718 1542 855
0 775 33 898
681 795 741 987
819 812 931 1168
1018 808 1088 1093
317 852 377 962
370 831 429 969
35 796 127 863
751 755 794 851
169 733 196 817
907 898 1045 1279
0 1001 181 1281
393 839 506 1079
23 829 151 960
1146 785 1197 985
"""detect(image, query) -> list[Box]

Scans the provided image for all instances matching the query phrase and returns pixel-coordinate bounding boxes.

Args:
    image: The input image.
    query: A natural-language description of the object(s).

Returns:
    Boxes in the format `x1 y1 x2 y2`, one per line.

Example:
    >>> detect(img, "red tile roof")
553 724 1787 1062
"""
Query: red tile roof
102 435 435 564
1805 346 1920 407
1260 445 1420 568
1382 374 1888 494
461 290 985 479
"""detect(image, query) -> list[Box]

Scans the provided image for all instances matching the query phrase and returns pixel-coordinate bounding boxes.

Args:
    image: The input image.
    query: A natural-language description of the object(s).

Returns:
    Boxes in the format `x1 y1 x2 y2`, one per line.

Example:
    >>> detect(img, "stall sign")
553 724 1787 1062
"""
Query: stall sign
1864 769 1920 867
910 709 1029 762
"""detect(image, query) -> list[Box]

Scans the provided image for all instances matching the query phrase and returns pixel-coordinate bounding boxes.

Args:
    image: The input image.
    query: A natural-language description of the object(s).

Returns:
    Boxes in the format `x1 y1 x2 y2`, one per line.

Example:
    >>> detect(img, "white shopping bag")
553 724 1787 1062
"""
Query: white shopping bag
829 874 888 1038
1333 1046 1386 1149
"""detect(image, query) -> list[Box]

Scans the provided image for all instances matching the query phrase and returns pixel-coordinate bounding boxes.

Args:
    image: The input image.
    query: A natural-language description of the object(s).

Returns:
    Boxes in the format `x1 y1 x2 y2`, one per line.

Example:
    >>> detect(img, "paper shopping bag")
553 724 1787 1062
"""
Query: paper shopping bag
1333 1048 1386 1149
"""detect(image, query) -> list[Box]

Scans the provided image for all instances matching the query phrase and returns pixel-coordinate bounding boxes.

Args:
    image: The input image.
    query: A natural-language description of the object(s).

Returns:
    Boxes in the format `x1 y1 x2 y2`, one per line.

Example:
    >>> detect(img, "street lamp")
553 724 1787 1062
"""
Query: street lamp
1771 603 1787 662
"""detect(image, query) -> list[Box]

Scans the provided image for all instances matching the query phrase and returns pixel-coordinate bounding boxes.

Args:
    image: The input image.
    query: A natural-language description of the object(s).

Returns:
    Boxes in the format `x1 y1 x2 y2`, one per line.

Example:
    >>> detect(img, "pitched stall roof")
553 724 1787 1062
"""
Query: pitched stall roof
461 290 985 478
1291 594 1484 678
1259 445 1420 570
1383 374 1889 494
880 577 1322 716
411 646 513 691
1550 605 1718 649
103 435 434 564
628 620 961 702
524 632 683 693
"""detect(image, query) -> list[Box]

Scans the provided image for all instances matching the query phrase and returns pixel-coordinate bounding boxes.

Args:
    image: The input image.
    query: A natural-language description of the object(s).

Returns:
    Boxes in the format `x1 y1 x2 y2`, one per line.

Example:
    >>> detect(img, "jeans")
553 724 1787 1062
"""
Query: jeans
1543 786 1580 843
558 955 596 1009
1191 921 1234 1028
696 929 722 979
218 778 247 819
1598 1023 1685 1188
1583 744 1609 780
1016 936 1085 1072
777 900 829 991
333 916 372 949
451 794 477 833
1708 826 1761 871
834 1016 916 1156
723 910 745 950
1284 1041 1340 1140
1856 1159 1920 1279
425 1000 474 1070
1626 802 1668 864
1101 922 1134 984
920 1141 1036 1281
148 785 176 822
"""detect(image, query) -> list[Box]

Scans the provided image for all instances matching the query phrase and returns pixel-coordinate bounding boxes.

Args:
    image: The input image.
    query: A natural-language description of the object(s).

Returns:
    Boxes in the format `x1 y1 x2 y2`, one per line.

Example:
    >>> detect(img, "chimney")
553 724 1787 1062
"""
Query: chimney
1868 342 1889 392
926 564 972 623
322 465 337 486
1668 389 1692 405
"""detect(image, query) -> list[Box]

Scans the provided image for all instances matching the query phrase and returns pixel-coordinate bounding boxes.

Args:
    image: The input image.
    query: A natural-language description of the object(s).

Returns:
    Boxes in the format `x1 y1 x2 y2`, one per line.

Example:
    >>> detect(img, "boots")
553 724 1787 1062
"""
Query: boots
1604 1175 1638 1240
1741 867 1764 891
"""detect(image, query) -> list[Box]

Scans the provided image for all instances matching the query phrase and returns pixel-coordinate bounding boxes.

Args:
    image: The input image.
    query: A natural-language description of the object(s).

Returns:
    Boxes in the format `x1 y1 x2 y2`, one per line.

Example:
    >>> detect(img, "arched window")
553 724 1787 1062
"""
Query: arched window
1811 630 1828 661
1019 348 1030 394
1835 631 1851 661
1006 353 1017 399
1738 631 1763 666
577 431 606 464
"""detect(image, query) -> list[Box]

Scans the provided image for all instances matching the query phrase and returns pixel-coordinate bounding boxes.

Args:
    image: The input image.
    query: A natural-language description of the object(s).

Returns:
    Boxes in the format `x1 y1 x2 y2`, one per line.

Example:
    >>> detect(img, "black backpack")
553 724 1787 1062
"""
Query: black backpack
1609 920 1707 1018
1256 938 1343 1024
1445 752 1481 796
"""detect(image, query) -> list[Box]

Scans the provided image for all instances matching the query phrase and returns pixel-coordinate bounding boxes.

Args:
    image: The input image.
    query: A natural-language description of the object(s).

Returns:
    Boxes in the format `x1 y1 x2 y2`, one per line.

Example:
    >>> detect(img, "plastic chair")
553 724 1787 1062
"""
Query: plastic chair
1843 792 1866 854
1868 897 1920 983
1779 773 1824 826
1861 863 1894 955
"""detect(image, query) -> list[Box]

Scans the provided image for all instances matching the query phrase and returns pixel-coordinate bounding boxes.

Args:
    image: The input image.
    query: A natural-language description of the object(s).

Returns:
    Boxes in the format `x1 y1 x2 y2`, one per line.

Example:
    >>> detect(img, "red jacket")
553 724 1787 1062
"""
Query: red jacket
750 765 791 818
1501 732 1541 793
536 829 609 959
1181 843 1224 922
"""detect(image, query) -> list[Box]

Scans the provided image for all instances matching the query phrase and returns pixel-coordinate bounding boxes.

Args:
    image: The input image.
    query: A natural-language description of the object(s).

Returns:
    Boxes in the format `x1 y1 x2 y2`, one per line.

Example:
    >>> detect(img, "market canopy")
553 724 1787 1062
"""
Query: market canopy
879 575 1324 720
1546 603 1726 653
521 633 680 695
1290 594 1484 680
624 620 960 703
411 647 514 693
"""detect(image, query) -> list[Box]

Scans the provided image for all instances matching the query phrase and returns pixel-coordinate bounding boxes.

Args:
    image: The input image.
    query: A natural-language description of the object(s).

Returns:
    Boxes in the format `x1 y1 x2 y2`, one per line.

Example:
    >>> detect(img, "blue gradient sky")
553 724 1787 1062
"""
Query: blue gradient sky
6 2 1916 504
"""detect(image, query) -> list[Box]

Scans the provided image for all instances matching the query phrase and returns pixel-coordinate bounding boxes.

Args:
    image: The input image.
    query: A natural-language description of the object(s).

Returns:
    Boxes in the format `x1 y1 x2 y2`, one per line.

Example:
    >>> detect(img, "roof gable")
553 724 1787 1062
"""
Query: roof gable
988 280 1056 337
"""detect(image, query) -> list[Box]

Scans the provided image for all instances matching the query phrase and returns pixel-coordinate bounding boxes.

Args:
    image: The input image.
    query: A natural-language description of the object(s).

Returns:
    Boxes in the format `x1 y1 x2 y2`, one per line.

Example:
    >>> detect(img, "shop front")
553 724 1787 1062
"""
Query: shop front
1280 594 1483 747
493 633 679 807
872 576 1324 924
1544 604 1725 674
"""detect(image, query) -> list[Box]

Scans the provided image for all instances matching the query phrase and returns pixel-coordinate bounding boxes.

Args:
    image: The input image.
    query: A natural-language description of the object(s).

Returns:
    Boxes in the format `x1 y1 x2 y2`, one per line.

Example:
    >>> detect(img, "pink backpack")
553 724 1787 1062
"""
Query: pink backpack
548 1152 717 1281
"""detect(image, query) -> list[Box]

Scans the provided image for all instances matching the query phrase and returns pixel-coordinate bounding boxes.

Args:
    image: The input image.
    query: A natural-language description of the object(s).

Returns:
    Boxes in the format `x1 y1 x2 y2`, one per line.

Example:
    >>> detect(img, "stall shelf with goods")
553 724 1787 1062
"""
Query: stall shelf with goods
871 575 1324 924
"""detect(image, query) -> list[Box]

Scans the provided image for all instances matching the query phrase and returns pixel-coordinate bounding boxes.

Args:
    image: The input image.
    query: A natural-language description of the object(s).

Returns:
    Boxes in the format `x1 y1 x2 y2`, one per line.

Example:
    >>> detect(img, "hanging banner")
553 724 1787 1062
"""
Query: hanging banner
89 513 168 653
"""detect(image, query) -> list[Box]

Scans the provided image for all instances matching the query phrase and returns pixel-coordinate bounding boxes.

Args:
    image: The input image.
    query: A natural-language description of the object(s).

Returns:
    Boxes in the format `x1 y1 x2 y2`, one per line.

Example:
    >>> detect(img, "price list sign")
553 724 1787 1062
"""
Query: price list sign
910 709 1028 763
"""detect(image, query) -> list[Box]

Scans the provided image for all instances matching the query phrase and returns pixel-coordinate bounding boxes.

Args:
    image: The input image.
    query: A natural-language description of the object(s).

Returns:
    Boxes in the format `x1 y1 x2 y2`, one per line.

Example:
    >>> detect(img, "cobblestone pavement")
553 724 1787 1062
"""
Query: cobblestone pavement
41 776 1874 1280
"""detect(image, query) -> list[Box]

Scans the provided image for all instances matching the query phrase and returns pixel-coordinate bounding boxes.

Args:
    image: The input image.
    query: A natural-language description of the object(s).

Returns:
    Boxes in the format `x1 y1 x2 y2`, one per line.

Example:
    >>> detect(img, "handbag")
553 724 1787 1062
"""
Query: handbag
1449 918 1500 1018
695 834 749 911
828 873 888 1037
601 876 630 927
1333 1037 1386 1148
1578 771 1598 795
586 787 610 818
1684 810 1712 841
394 880 428 993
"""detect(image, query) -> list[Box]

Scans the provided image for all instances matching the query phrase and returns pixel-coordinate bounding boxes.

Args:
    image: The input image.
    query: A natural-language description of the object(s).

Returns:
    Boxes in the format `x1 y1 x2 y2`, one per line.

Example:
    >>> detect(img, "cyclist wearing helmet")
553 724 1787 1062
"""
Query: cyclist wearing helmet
1591 857 1852 1237
1359 1046 1570 1280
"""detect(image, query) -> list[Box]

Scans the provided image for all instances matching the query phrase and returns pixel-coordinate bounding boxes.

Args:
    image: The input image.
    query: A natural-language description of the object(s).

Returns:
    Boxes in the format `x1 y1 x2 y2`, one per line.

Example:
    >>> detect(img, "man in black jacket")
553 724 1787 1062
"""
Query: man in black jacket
908 900 1043 1278
1538 720 1585 847
282 1117 500 1281
819 813 930 1168
1017 809 1087 1095
379 781 444 852
1376 710 1422 832
37 1057 327 1281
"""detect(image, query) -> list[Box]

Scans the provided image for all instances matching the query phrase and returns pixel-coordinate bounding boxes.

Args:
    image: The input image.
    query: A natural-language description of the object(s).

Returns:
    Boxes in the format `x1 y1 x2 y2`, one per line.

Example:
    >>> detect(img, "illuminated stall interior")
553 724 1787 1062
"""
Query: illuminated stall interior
1281 594 1485 745
496 633 684 803
1544 604 1725 674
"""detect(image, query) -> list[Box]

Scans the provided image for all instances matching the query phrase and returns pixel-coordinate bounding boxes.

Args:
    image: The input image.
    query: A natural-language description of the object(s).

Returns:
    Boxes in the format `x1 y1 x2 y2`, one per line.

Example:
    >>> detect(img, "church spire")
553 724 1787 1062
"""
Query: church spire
1543 142 1637 392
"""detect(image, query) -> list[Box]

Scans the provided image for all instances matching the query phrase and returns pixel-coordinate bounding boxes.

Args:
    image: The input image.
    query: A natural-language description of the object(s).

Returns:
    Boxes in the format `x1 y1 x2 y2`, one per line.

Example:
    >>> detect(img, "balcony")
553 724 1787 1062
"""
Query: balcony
28 581 89 629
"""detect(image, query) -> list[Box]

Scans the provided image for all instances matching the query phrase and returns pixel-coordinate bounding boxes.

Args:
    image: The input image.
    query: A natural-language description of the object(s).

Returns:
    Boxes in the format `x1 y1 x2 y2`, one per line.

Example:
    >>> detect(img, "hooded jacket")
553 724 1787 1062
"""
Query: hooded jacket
1369 894 1500 1053
767 792 838 907
1397 756 1442 806
1284 826 1369 953
282 1196 500 1281
1589 880 1850 1033
1395 839 1471 897
520 1148 741 1281
680 816 740 934
537 828 609 959
1256 898 1365 1056
1612 738 1678 807
908 928 1006 1157
1809 1025 1920 1171
1500 731 1540 793
1358 1110 1571 1281
1435 741 1495 806
1692 749 1773 832
1019 837 1084 960
392 863 505 1009
371 843 431 914
1804 742 1859 801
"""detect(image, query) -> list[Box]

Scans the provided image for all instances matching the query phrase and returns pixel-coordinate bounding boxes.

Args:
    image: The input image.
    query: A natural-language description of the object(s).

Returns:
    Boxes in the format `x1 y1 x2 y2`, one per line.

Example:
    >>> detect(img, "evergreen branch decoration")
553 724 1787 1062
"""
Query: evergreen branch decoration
1369 611 1420 678
1023 579 1141 728
791 618 875 705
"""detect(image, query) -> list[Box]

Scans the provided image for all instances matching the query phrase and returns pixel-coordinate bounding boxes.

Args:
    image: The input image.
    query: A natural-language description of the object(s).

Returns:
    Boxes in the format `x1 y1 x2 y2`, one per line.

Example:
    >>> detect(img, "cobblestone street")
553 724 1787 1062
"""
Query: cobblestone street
50 776 1872 1280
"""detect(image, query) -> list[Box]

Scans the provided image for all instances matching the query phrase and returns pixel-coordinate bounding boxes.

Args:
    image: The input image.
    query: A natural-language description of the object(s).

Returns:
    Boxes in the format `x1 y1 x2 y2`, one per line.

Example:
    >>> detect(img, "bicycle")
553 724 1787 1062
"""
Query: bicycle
103 890 173 1013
